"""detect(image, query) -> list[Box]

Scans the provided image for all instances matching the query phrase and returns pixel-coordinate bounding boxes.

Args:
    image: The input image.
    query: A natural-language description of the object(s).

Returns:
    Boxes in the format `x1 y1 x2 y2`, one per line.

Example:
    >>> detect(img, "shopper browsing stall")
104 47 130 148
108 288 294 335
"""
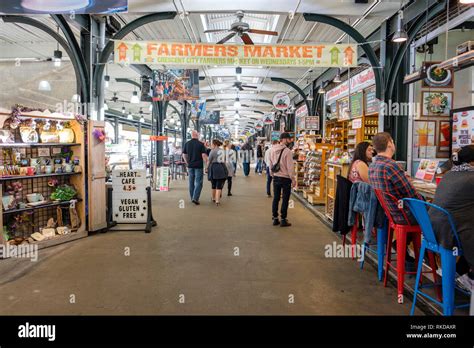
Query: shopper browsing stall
268 133 295 227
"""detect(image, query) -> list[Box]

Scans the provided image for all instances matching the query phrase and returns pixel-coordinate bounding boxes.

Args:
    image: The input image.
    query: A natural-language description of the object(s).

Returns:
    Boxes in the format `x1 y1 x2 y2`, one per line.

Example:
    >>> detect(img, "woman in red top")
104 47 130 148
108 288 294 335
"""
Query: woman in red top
348 141 374 183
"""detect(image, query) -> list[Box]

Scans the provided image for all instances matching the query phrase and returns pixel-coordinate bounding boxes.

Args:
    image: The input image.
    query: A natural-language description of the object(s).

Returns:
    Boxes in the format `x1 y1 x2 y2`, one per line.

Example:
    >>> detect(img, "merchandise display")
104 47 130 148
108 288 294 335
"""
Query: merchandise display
0 109 87 249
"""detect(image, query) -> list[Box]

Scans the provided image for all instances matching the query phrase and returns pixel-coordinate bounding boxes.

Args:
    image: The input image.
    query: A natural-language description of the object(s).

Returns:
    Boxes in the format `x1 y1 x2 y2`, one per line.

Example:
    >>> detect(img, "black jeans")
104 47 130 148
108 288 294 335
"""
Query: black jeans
272 176 292 220
226 176 232 194
266 166 272 196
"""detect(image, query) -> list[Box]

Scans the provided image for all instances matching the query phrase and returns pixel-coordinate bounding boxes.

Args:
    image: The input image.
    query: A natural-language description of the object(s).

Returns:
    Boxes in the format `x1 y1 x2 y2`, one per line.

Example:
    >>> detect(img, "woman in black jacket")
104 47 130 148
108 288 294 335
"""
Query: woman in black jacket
206 139 228 206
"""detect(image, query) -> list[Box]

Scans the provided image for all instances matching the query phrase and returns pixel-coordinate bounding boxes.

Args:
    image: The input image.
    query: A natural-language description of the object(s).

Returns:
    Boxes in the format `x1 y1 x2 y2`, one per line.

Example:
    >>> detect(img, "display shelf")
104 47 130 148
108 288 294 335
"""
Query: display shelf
3 198 83 215
0 172 81 182
325 163 349 220
0 116 87 247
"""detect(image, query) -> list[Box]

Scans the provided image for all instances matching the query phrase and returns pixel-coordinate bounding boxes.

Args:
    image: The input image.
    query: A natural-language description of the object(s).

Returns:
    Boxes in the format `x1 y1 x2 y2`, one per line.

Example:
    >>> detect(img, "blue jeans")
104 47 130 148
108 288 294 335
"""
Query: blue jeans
255 158 263 173
242 162 250 176
266 167 273 196
188 168 203 201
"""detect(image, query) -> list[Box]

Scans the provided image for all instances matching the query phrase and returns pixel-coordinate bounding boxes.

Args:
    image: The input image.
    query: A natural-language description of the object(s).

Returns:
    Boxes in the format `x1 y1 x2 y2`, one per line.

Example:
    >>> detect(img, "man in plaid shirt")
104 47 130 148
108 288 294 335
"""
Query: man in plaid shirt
369 132 423 225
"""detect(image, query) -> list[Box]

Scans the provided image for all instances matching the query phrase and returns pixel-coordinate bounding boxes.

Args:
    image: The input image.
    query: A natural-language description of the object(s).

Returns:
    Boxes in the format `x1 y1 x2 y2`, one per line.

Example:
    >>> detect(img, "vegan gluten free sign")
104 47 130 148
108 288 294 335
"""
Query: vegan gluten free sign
112 170 148 223
114 41 358 68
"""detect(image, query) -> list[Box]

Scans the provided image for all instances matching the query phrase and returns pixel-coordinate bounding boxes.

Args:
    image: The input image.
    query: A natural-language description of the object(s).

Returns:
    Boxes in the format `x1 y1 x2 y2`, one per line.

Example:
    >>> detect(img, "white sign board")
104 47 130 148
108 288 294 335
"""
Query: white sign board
272 92 290 110
158 167 170 192
112 169 148 223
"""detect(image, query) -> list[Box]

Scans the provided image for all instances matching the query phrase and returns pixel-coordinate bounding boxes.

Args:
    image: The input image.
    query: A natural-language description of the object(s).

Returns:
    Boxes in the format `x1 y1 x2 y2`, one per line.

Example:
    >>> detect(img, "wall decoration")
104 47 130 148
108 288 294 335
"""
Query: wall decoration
421 91 453 117
151 69 199 101
422 62 454 88
364 85 379 115
437 121 451 158
350 91 363 119
191 100 206 120
413 121 436 158
451 106 474 151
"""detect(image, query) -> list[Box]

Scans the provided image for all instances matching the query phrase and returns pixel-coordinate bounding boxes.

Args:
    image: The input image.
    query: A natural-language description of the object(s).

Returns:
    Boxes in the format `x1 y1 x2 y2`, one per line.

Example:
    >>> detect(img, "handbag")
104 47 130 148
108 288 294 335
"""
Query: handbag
271 148 285 173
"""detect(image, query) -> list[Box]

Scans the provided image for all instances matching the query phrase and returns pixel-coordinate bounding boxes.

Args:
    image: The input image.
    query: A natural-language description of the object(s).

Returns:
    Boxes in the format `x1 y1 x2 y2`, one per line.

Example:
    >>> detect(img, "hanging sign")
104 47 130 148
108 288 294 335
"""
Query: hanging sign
304 116 320 131
112 169 148 223
255 121 264 130
352 118 362 129
272 92 291 110
114 41 358 68
295 104 308 132
150 135 168 141
325 68 376 103
263 114 274 125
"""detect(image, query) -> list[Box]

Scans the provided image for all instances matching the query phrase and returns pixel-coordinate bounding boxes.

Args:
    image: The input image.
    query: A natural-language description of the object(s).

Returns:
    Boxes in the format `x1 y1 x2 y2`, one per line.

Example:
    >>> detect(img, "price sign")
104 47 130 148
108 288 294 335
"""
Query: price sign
112 169 148 223
158 167 170 192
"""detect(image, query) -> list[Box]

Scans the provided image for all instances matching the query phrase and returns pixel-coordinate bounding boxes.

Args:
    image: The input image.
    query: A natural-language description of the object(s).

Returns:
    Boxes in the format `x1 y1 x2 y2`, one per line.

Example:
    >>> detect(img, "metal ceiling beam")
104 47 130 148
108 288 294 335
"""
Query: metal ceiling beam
93 11 177 98
51 14 90 102
115 78 142 88
303 13 383 101
1 15 88 103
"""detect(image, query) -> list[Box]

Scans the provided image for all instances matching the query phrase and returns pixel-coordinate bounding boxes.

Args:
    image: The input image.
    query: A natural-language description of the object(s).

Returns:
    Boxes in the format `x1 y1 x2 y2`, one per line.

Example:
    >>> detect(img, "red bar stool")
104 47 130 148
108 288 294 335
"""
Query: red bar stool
374 189 440 303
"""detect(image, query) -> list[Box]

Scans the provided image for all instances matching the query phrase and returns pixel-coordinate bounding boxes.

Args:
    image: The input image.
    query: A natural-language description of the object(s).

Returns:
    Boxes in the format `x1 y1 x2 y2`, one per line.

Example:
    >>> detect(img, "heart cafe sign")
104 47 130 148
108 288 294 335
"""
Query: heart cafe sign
114 41 358 68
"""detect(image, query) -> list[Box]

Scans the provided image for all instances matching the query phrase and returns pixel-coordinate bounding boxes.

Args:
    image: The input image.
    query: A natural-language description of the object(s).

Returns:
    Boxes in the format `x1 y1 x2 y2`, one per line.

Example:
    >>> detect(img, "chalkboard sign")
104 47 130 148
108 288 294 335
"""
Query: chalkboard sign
350 92 364 118
337 97 350 120
305 116 320 130
112 169 148 223
364 86 379 115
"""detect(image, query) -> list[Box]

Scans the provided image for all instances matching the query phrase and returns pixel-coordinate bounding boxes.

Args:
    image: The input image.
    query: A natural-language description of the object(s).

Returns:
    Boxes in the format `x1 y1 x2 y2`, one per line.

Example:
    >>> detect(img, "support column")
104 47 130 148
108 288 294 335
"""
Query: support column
114 117 119 144
138 121 142 161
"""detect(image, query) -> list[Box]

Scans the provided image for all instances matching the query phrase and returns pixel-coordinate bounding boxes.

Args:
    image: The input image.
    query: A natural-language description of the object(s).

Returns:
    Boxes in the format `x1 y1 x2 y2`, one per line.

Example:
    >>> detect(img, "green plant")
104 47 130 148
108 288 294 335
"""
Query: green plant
50 185 77 201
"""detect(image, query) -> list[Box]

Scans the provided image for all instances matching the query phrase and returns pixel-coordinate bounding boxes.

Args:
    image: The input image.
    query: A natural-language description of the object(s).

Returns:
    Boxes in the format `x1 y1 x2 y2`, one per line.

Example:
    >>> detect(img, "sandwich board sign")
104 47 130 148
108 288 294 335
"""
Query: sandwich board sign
112 169 148 223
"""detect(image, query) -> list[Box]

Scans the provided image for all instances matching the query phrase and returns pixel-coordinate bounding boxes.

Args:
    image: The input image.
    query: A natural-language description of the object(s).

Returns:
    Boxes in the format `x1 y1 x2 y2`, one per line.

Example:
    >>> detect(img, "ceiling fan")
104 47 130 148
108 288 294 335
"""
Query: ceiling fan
107 92 128 103
232 81 258 91
204 11 278 45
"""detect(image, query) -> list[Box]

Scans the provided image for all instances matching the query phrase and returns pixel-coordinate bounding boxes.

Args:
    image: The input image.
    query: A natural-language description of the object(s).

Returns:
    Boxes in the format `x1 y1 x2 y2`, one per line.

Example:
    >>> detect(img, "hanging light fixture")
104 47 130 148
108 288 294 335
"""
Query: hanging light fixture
104 75 110 88
333 68 342 83
103 102 109 111
127 111 133 120
52 26 62 67
130 90 140 104
140 116 145 123
169 118 175 124
236 66 242 81
233 120 240 126
392 10 408 43
38 80 51 91
121 106 126 114
234 97 241 108
318 85 326 94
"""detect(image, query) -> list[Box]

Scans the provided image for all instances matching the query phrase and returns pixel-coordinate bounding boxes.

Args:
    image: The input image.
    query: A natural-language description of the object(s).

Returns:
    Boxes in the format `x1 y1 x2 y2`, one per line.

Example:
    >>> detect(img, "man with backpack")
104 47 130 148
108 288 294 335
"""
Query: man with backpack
267 133 295 227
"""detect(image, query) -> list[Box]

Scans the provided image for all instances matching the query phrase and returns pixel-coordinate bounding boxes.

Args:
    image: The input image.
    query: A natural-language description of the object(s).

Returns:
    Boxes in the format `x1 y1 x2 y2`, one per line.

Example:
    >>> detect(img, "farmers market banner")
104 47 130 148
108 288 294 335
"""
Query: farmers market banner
114 41 358 68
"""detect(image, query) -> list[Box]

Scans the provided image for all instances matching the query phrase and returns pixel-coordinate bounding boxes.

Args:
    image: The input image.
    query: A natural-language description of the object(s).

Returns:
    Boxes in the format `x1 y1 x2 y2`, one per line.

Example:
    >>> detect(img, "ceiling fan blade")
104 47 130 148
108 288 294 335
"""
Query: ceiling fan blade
204 29 230 34
248 29 278 36
241 84 258 89
217 32 236 44
240 33 254 45
241 104 251 108
238 85 244 91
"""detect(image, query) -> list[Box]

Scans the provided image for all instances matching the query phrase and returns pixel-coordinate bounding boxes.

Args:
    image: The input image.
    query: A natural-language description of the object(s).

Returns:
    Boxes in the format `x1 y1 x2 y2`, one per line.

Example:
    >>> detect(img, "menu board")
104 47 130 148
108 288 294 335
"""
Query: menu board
350 92 364 118
364 85 379 115
305 116 320 130
452 107 474 150
415 159 439 182
337 97 350 120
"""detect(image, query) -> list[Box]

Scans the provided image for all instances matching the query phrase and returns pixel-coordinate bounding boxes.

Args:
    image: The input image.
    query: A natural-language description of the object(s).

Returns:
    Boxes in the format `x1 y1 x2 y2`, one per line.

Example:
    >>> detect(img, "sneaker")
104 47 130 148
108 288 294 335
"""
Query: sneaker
280 219 292 227
192 200 200 205
456 274 473 293
267 194 272 198
228 192 233 196
272 218 280 226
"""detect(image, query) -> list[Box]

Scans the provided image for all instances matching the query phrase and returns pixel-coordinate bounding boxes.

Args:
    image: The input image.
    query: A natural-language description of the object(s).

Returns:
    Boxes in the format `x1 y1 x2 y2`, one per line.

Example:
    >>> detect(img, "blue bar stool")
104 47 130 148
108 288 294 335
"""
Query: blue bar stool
360 218 387 281
403 198 471 316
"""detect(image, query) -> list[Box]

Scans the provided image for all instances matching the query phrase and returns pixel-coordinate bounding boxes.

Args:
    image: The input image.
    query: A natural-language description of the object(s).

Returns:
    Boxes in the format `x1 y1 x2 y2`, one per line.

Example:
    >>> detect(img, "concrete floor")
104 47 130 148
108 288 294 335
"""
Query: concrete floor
0 173 421 315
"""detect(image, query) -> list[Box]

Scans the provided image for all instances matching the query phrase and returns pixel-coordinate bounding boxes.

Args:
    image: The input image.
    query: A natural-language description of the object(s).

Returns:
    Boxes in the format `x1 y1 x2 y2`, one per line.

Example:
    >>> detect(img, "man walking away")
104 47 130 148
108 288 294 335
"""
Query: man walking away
268 133 295 227
183 130 208 205
264 140 278 197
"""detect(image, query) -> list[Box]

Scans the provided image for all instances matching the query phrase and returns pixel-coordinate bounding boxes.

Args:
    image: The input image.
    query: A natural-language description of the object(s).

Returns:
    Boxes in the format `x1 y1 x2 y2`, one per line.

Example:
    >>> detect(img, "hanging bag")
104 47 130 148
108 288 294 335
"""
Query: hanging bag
271 148 285 173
